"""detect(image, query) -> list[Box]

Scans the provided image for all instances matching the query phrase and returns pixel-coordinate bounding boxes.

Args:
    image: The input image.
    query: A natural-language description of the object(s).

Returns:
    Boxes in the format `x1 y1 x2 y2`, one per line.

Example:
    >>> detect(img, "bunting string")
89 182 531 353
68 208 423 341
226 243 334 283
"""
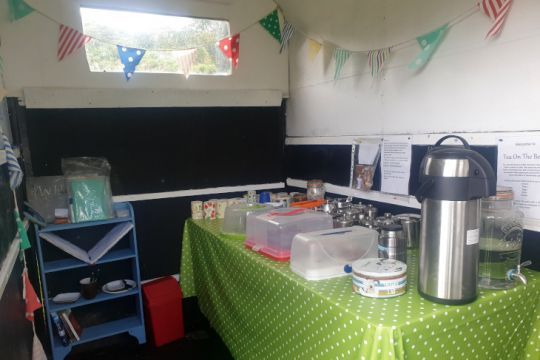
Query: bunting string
6 0 515 82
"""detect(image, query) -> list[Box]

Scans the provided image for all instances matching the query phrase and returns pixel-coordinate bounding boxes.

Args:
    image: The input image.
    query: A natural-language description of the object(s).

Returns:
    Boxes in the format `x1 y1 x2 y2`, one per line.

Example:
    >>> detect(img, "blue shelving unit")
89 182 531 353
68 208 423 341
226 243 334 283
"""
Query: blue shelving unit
35 202 146 360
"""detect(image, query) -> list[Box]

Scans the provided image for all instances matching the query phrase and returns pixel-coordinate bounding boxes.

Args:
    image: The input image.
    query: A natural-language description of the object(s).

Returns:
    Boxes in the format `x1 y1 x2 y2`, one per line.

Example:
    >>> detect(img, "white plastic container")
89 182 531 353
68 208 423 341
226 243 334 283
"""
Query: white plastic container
221 203 270 236
245 208 333 261
290 226 379 281
352 258 407 298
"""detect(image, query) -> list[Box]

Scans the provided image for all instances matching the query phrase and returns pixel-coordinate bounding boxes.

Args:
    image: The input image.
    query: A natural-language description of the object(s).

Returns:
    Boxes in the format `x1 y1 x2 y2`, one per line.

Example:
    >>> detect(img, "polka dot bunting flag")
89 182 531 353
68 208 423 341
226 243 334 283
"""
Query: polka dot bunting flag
259 9 281 43
217 34 240 69
116 45 146 81
408 23 449 71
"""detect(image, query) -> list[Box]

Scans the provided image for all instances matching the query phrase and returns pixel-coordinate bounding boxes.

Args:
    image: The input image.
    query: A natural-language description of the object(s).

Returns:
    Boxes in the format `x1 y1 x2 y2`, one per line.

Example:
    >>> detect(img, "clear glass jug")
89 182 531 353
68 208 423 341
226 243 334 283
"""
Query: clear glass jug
479 187 524 289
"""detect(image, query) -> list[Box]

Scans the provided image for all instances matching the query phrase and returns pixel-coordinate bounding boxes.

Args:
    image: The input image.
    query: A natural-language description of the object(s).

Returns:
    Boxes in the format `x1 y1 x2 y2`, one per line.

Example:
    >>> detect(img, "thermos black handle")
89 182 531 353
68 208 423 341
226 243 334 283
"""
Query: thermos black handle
434 135 470 149
415 178 434 203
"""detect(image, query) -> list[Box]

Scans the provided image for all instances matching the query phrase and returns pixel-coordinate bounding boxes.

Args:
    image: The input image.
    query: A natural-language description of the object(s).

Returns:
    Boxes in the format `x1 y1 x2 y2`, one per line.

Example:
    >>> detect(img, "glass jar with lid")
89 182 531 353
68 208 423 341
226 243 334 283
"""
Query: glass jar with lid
306 179 325 200
479 187 524 289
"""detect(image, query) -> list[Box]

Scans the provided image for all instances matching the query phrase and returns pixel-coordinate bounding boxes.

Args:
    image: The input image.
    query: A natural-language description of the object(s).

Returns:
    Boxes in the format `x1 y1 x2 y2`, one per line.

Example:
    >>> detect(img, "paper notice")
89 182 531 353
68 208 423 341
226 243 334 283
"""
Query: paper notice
380 141 412 195
357 139 381 165
497 136 540 220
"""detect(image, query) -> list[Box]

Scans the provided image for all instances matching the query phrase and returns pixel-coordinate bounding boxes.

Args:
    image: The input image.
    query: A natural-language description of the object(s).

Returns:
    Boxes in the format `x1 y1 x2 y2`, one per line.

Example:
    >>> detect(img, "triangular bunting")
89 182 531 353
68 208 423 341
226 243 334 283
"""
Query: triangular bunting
280 20 296 53
8 0 34 21
478 0 513 38
2 130 23 189
57 25 92 61
307 39 322 61
117 45 146 81
368 47 391 78
22 268 42 321
217 34 240 69
333 48 351 80
409 23 449 71
177 49 197 79
259 9 281 43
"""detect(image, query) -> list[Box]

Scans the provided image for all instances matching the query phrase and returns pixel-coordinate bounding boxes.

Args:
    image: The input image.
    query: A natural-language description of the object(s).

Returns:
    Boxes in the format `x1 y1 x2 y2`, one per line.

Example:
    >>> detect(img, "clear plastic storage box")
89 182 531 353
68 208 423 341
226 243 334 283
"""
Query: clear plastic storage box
290 226 379 280
245 208 333 261
221 203 271 236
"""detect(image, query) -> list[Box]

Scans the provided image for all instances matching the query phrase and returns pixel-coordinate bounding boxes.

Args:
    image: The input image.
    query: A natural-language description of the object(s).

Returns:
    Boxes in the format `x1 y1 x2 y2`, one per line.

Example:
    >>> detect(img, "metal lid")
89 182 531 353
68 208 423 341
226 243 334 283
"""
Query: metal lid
380 223 403 234
352 258 407 278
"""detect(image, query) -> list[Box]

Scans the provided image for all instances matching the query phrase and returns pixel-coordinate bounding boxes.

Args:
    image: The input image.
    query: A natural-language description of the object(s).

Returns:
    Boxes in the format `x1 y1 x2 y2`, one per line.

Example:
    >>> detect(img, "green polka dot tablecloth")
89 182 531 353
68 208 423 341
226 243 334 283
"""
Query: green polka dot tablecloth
180 219 540 360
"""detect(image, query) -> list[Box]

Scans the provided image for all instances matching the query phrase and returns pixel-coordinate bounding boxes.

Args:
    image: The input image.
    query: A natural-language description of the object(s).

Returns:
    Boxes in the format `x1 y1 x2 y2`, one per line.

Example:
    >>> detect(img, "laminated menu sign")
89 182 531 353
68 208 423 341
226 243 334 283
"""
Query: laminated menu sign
497 136 540 220
380 141 412 195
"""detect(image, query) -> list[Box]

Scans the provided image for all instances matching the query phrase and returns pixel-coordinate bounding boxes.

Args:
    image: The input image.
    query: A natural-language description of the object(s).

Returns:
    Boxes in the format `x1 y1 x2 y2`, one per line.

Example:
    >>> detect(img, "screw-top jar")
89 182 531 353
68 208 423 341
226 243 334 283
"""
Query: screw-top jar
479 187 524 289
307 179 326 200
378 224 406 264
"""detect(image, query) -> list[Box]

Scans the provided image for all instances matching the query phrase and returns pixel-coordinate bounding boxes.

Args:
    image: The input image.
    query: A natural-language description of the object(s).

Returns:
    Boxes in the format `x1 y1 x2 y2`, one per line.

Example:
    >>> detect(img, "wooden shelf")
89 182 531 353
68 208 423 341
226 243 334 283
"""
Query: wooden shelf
43 248 136 273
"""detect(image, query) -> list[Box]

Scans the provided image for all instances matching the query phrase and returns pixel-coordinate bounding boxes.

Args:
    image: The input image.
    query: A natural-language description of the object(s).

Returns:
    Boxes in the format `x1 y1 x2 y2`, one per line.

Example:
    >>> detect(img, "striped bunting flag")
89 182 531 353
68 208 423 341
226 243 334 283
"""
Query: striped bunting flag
333 48 351 80
177 49 197 79
57 24 92 61
280 20 296 53
368 47 391 78
478 0 513 38
1 131 23 189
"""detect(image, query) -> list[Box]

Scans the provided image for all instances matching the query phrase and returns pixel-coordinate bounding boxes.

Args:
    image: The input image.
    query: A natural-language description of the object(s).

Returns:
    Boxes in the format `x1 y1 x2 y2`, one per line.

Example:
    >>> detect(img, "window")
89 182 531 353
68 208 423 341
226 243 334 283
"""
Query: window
80 7 231 76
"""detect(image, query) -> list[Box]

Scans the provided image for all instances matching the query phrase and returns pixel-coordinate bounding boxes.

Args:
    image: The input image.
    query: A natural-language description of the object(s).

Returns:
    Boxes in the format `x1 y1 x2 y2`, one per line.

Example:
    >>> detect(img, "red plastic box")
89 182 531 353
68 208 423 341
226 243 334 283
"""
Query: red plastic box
142 276 184 347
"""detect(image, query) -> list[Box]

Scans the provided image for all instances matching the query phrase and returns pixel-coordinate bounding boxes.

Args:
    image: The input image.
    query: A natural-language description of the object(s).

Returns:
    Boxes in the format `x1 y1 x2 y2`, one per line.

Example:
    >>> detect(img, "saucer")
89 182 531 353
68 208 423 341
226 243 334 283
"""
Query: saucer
102 279 136 294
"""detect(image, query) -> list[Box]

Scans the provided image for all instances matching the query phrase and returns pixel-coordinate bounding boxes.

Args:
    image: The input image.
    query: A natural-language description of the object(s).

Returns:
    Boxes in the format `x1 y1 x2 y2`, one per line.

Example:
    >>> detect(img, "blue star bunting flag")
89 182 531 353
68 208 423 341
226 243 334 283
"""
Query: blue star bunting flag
117 46 146 81
409 23 449 71
1 130 23 189
333 48 351 80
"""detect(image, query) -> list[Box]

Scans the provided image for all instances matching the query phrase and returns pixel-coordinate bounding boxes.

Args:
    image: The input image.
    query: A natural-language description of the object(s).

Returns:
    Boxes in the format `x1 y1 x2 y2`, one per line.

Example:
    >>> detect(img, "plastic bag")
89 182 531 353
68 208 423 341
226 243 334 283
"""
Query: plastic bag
61 157 113 223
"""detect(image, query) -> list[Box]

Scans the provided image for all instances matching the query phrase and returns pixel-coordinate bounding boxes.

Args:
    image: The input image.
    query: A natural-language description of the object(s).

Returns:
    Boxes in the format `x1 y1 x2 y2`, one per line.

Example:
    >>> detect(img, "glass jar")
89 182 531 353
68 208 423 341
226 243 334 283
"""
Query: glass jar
306 179 325 200
479 187 524 289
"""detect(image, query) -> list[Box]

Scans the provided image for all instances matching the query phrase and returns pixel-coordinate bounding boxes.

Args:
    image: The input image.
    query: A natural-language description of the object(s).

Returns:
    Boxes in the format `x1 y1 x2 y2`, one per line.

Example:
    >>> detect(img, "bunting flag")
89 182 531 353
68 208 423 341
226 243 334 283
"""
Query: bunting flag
177 49 197 79
259 9 281 43
478 0 514 38
409 23 449 71
57 25 92 61
22 268 42 321
217 34 240 69
333 48 351 80
1 131 23 189
307 39 322 61
368 47 391 78
8 0 34 21
16 207 31 250
280 21 296 53
117 46 146 81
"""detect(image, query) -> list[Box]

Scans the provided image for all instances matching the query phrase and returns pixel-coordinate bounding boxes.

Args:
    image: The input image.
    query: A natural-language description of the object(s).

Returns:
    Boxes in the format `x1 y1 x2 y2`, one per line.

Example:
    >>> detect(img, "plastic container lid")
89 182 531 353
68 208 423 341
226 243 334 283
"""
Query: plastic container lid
221 203 270 236
352 258 407 278
245 208 333 261
290 226 379 280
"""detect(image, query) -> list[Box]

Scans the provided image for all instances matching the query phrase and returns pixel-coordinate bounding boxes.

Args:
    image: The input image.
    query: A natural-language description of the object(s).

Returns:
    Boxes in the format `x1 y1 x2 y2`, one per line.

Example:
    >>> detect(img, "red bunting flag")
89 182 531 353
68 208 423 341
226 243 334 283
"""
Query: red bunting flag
478 0 513 38
57 24 92 61
22 268 42 321
217 34 240 69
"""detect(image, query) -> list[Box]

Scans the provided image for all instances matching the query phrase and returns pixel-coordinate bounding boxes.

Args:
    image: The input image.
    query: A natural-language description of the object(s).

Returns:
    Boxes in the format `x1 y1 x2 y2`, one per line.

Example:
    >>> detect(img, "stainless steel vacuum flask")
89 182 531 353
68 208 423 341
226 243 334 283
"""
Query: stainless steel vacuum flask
415 135 495 304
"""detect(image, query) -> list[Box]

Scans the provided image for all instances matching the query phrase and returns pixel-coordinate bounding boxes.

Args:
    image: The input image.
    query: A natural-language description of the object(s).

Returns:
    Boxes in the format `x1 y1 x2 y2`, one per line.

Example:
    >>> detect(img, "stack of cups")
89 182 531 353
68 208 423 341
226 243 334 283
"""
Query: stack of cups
203 200 216 220
191 201 203 220
216 199 228 219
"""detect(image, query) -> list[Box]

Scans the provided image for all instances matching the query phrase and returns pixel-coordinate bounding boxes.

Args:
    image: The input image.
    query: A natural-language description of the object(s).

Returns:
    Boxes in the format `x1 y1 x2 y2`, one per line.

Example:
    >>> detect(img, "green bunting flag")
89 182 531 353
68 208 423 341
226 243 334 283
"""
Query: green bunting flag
8 0 34 21
334 48 351 80
409 23 449 71
259 9 281 43
15 209 31 251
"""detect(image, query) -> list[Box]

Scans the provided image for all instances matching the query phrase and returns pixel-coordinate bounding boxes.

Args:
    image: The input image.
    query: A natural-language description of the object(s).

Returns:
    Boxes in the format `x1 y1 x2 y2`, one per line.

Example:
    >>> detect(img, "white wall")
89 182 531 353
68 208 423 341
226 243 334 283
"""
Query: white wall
0 0 288 106
286 0 540 137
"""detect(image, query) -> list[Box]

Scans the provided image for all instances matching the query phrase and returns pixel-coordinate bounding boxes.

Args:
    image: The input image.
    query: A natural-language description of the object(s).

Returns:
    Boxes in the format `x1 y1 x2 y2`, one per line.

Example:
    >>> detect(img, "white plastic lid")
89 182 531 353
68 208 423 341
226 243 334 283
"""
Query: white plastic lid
352 258 407 278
